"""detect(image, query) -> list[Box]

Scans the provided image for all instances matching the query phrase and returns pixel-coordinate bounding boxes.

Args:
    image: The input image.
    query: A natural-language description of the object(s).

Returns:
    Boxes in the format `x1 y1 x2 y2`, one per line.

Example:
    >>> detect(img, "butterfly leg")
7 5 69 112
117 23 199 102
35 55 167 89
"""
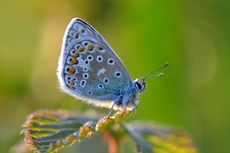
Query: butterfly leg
107 102 116 117
128 104 138 115
107 94 123 117
121 103 138 117
121 104 127 116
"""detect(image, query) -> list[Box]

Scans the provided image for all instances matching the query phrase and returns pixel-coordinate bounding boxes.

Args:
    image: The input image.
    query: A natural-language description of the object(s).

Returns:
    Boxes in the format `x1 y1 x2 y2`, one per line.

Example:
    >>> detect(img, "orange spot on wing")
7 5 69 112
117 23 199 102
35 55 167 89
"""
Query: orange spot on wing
68 67 76 74
73 52 80 58
70 58 78 65
87 44 94 51
97 45 103 50
70 78 76 86
79 47 84 52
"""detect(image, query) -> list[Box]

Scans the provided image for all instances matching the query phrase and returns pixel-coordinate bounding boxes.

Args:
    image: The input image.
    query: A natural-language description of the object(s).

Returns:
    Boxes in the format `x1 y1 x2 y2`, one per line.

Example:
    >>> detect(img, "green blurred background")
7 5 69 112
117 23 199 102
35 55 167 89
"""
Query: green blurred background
0 0 229 153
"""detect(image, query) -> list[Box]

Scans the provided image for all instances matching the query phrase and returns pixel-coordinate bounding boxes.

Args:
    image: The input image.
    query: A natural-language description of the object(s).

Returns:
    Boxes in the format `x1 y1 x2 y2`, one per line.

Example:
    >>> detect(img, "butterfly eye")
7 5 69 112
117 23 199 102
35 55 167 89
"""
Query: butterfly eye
135 82 142 90
135 81 146 93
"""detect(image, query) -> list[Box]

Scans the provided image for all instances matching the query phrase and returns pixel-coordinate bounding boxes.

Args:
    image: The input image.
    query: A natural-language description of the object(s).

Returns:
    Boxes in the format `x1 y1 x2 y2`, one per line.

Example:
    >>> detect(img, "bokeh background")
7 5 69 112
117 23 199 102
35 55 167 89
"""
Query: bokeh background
0 0 229 153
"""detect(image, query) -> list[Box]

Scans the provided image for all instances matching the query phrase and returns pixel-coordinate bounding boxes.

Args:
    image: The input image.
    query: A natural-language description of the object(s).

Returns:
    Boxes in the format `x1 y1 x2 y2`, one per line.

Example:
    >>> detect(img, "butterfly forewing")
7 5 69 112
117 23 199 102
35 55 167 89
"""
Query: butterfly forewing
57 18 133 106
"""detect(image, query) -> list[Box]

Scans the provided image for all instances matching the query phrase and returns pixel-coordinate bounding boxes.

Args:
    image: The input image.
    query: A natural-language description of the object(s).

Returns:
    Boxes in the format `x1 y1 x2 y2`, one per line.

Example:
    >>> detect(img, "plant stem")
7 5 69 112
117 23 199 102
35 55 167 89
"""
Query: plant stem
103 131 119 153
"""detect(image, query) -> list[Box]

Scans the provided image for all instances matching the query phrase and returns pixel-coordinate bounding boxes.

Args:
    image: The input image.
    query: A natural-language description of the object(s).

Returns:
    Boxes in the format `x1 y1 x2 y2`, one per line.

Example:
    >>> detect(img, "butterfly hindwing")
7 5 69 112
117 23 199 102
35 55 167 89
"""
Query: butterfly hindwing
57 18 133 107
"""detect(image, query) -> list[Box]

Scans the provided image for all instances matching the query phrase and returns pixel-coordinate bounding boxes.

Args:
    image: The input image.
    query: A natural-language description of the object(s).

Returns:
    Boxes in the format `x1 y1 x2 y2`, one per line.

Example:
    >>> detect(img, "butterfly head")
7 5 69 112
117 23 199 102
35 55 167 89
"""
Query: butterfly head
134 79 146 93
134 62 170 94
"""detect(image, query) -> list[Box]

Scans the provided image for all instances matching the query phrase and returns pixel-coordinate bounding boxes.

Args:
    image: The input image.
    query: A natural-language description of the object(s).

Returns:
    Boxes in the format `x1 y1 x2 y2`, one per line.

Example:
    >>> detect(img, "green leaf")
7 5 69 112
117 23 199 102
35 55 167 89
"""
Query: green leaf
22 110 98 152
21 109 133 153
21 110 199 153
125 123 199 153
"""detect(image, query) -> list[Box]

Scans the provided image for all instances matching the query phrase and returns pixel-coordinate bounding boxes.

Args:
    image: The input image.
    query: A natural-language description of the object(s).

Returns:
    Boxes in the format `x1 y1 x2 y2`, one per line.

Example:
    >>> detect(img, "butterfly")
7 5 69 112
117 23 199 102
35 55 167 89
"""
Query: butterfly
57 18 147 111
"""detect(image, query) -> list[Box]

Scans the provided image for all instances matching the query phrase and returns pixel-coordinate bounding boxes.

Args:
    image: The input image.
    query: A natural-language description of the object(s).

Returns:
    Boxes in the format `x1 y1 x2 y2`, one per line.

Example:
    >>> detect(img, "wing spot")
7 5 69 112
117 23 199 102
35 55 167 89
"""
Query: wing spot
83 67 88 72
115 71 121 78
108 58 115 65
97 45 104 51
84 60 89 65
67 37 73 44
97 68 106 76
83 73 89 79
70 78 76 86
65 76 72 85
79 47 84 52
70 50 76 55
69 30 75 37
87 55 94 61
70 58 78 65
74 44 81 50
67 67 76 74
87 44 94 51
103 78 109 84
98 84 104 89
84 42 89 46
73 52 80 58
80 80 86 88
81 29 85 33
87 90 92 95
96 55 103 62
65 67 70 73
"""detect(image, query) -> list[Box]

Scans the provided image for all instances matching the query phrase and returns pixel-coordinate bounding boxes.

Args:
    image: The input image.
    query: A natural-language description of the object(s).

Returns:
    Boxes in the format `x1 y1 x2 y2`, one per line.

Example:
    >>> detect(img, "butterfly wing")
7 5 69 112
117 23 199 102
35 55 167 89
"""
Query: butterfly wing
57 18 133 108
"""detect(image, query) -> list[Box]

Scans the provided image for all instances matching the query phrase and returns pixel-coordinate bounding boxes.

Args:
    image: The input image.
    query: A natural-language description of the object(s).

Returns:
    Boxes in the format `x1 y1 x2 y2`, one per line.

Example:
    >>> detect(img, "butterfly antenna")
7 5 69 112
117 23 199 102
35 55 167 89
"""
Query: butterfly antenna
140 62 170 81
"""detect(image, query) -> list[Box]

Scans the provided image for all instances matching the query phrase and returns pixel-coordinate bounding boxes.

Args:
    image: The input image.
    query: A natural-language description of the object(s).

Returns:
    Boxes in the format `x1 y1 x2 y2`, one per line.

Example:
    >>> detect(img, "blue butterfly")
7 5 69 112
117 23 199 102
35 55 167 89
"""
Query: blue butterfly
57 18 146 111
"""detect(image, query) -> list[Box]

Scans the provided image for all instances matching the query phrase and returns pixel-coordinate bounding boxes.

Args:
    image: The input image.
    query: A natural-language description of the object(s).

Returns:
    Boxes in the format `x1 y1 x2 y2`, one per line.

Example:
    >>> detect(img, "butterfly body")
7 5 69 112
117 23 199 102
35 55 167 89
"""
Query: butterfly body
57 18 146 110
